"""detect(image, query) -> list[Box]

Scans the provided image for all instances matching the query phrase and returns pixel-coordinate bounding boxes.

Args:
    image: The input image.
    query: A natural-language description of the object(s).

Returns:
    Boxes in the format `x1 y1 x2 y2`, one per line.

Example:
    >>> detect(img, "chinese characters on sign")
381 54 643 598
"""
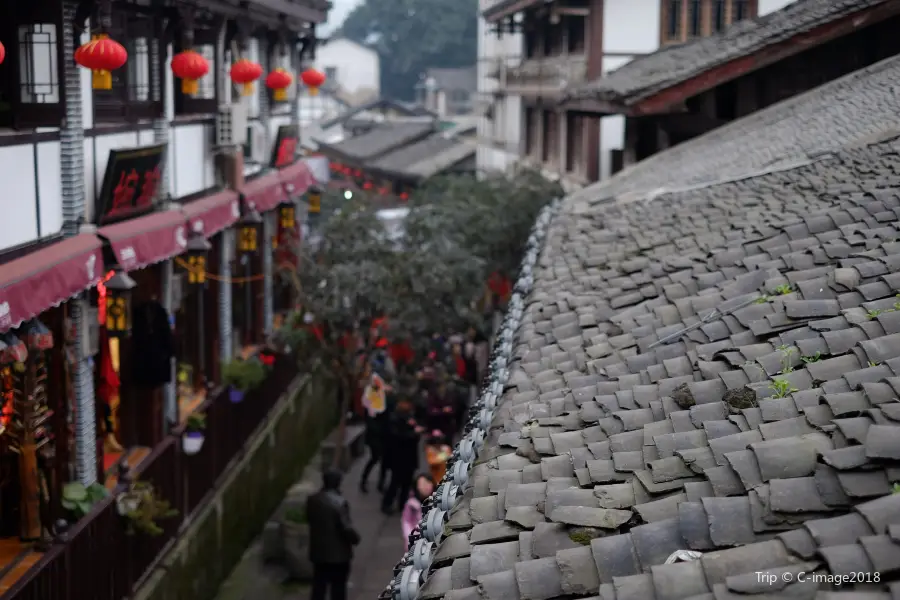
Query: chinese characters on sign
95 144 167 225
271 124 299 168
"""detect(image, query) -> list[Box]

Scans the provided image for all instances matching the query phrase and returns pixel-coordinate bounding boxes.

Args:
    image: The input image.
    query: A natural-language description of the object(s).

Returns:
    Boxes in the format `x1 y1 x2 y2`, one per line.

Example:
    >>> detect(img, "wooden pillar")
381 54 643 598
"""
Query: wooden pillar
205 236 222 384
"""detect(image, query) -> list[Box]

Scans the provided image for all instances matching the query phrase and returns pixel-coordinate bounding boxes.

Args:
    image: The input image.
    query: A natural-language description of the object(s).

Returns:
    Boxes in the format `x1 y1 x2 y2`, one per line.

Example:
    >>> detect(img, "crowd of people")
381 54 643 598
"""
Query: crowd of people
304 324 492 600
358 326 489 517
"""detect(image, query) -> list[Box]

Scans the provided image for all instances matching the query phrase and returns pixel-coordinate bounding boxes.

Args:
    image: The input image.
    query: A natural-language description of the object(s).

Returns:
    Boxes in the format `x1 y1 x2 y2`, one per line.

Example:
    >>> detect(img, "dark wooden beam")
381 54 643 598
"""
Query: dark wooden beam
631 1 900 116
186 0 325 29
249 0 326 23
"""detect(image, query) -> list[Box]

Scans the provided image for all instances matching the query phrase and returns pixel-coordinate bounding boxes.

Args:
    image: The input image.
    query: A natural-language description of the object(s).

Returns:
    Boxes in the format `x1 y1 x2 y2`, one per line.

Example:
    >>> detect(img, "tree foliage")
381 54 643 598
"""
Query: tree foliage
274 168 562 402
337 0 478 101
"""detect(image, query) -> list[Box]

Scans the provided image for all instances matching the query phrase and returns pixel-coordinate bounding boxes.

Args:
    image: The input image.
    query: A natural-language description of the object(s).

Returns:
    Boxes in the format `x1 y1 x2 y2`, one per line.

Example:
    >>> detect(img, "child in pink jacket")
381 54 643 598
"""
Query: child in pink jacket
401 474 434 551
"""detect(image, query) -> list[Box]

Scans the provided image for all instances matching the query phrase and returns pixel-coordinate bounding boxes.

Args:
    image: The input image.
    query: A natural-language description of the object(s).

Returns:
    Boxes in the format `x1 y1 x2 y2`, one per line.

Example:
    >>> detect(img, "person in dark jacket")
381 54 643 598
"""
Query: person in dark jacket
359 397 390 494
131 300 174 387
307 469 361 600
381 400 423 514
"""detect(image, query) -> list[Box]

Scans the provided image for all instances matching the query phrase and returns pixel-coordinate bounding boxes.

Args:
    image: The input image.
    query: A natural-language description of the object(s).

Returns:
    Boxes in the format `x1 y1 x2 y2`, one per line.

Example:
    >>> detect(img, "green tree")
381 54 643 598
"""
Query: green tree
338 0 478 100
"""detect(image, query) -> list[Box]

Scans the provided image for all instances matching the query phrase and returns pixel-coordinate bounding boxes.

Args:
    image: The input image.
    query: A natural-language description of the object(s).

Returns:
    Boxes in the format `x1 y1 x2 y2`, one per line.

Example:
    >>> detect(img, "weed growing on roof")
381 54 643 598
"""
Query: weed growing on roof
893 482 900 494
867 308 886 319
777 346 796 374
773 283 793 295
801 352 822 363
769 377 798 399
868 361 881 368
755 295 770 304
894 294 900 311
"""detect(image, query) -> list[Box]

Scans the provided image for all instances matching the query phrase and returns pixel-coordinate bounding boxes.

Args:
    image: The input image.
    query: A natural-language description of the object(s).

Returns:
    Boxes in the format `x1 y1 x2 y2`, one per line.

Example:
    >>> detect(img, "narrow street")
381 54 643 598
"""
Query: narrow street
216 449 408 600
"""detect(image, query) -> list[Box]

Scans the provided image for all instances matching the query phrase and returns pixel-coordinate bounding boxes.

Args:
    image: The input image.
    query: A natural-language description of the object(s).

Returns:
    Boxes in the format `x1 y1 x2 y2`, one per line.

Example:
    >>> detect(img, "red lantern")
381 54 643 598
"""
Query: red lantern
354 169 362 177
0 42 5 65
400 192 409 201
363 182 373 191
301 68 326 96
171 50 209 96
75 34 128 90
230 59 263 96
266 68 293 102
378 187 390 195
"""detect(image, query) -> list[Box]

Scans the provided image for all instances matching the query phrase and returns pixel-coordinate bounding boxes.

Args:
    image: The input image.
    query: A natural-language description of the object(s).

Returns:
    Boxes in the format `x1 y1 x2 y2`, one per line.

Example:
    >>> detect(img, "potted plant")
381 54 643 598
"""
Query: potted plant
182 412 206 455
116 481 178 536
222 357 267 403
61 481 109 521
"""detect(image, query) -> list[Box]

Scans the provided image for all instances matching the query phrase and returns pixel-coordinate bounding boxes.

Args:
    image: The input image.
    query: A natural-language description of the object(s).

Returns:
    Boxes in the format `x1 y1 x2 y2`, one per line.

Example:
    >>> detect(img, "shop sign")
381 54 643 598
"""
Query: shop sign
95 144 167 225
271 124 299 169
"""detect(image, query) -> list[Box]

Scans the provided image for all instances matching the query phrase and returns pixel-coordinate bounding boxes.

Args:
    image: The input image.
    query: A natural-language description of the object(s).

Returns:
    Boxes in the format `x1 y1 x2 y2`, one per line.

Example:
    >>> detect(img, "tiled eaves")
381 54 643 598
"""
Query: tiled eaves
565 0 890 105
414 141 900 599
567 53 900 210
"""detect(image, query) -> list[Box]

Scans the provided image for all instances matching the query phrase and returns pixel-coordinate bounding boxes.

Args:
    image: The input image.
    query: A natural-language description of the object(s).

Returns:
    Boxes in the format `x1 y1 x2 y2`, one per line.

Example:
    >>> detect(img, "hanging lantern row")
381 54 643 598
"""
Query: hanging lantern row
171 50 210 96
0 41 5 65
75 34 128 90
266 68 293 102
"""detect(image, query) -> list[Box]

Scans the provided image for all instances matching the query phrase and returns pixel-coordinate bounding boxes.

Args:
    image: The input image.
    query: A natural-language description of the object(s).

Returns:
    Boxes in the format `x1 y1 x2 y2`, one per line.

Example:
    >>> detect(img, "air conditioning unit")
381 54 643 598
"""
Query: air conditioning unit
216 103 249 147
248 122 268 164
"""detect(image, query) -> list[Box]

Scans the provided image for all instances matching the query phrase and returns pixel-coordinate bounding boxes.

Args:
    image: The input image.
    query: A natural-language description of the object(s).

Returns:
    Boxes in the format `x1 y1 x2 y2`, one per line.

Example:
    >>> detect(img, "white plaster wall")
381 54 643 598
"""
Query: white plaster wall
759 0 797 15
603 0 661 55
315 38 381 98
0 145 41 246
36 141 63 236
476 6 523 175
598 55 632 180
171 124 215 198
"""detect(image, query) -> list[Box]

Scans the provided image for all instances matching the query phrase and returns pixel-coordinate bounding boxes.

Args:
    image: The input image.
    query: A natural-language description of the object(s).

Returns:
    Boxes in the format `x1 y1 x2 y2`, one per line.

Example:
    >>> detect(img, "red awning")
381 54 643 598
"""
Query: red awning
279 161 314 198
241 171 288 213
99 210 189 271
0 234 104 332
181 189 241 237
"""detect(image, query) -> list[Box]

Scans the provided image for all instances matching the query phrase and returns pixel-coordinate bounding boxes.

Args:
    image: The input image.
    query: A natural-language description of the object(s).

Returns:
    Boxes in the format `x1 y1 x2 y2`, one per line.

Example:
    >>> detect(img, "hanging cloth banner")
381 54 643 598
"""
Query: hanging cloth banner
362 372 386 417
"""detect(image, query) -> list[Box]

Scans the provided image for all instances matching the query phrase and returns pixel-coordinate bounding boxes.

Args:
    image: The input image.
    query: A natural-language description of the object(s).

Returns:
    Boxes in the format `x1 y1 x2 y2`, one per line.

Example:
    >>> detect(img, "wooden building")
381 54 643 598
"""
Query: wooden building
562 0 900 173
0 0 325 596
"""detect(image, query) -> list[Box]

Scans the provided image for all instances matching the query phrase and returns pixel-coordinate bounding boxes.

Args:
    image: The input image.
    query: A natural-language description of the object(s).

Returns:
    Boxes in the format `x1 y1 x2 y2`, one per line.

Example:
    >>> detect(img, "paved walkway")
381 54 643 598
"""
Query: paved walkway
216 449 405 600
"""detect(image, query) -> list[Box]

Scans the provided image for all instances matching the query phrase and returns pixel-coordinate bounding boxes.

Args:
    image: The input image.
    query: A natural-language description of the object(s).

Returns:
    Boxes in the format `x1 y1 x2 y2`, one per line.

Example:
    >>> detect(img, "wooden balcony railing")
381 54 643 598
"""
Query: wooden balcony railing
1 354 300 600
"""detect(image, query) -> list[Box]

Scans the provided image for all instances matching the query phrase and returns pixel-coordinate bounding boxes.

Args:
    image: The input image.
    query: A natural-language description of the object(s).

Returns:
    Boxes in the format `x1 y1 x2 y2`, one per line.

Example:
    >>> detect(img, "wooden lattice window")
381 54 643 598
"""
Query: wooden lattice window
0 0 64 129
175 26 219 115
93 10 162 123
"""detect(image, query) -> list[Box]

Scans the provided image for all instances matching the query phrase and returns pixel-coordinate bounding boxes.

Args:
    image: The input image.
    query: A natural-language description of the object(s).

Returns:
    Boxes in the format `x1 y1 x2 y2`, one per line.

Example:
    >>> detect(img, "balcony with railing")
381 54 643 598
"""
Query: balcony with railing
1 354 308 600
500 54 586 98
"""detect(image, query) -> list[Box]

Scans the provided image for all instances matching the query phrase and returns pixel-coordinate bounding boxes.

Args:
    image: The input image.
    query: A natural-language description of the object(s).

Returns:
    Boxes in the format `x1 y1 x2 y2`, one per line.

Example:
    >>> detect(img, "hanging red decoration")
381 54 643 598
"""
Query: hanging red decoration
300 68 326 96
0 42 5 65
266 68 293 102
329 162 340 171
363 182 373 190
74 34 128 90
378 187 390 195
354 169 362 177
230 59 263 96
400 192 409 201
171 50 210 96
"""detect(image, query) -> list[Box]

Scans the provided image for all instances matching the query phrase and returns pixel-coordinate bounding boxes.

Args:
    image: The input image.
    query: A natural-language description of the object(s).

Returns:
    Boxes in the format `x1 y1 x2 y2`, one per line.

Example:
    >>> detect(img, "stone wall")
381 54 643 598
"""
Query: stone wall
134 375 338 600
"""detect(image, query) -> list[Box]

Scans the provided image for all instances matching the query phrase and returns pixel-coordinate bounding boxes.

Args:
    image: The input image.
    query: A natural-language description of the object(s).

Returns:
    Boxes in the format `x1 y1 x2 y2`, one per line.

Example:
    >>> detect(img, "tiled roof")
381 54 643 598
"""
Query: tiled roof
385 46 900 599
569 54 900 209
400 134 900 600
369 134 475 180
563 0 892 108
318 122 434 162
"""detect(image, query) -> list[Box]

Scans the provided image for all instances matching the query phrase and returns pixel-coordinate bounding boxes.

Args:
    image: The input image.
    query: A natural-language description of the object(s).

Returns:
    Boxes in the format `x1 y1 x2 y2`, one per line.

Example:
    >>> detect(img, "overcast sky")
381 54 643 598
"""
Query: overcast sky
320 0 362 35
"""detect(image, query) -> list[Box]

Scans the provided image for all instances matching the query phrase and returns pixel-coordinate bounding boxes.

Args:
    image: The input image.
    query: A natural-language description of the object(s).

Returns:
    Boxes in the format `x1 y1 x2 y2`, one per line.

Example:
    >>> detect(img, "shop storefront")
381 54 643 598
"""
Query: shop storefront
177 189 241 421
90 143 187 473
0 233 105 547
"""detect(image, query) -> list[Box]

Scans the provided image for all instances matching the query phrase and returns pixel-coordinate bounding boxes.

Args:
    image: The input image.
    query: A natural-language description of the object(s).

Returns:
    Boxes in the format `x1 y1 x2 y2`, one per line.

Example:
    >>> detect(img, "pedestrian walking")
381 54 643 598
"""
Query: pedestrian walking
381 399 424 515
401 474 434 551
306 469 361 600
